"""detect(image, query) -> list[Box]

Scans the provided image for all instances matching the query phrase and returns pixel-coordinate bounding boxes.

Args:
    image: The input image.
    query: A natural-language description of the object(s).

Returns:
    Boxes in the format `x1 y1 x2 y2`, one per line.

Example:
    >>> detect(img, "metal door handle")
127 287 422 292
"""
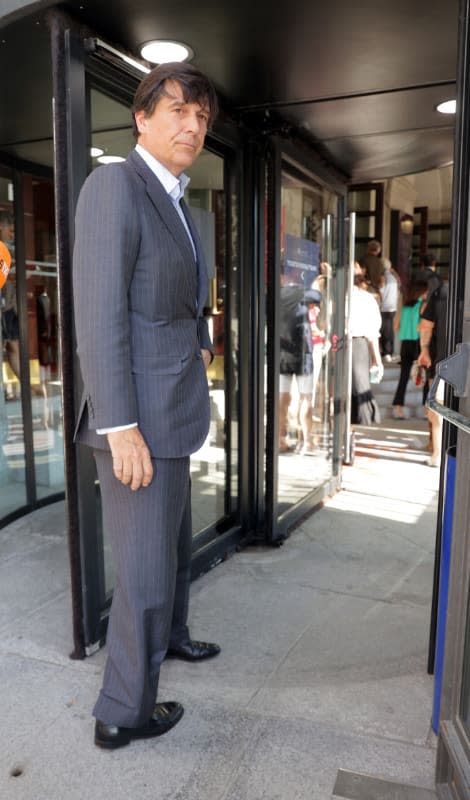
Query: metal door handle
427 342 470 434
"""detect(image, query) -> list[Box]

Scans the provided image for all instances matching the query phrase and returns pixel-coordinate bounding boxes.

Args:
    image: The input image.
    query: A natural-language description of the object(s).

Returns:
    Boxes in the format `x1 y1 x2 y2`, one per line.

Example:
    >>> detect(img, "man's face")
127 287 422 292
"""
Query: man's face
134 80 209 176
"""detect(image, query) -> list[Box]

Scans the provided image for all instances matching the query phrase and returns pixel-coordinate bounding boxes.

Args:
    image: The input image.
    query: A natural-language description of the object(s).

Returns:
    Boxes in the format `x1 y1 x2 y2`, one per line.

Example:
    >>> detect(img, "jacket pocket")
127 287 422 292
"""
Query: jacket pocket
131 354 189 375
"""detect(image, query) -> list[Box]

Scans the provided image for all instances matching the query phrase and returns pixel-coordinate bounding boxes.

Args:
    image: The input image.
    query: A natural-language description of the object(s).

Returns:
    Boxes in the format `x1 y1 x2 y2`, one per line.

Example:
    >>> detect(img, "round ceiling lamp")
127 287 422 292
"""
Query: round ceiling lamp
436 99 456 114
140 40 194 64
90 147 104 157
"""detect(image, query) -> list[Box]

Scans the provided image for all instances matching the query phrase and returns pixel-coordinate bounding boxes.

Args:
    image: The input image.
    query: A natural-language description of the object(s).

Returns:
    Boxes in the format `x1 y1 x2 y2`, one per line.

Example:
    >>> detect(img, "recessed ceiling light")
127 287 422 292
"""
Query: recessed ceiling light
90 147 104 157
140 40 194 64
436 99 456 114
97 155 126 164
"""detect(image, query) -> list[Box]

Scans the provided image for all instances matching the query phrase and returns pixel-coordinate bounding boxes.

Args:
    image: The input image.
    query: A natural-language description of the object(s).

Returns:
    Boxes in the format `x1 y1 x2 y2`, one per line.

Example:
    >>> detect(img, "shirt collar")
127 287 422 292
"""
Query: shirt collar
135 144 190 202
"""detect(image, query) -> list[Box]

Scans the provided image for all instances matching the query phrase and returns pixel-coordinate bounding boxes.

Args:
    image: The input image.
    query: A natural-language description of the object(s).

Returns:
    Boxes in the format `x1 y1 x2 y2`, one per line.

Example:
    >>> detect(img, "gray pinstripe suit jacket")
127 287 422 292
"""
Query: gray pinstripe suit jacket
72 148 213 458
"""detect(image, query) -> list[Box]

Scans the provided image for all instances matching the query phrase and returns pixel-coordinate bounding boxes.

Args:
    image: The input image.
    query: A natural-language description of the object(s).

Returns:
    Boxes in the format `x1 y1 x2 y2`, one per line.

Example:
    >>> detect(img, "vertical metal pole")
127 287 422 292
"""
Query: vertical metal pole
331 194 347 475
265 137 282 543
343 212 356 464
321 214 333 432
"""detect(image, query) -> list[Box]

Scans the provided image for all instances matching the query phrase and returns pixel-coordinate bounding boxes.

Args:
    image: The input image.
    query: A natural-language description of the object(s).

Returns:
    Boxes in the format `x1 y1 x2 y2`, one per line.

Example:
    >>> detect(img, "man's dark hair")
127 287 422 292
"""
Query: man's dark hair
131 61 219 138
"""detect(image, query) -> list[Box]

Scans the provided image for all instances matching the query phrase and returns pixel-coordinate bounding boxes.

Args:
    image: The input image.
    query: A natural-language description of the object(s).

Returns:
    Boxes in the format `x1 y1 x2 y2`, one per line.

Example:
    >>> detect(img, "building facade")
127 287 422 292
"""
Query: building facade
1 3 470 797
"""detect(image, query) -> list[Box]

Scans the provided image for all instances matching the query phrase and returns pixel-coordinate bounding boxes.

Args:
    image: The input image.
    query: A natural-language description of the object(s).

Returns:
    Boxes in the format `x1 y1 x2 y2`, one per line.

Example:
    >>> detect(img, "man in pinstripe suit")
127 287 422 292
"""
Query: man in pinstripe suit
73 62 220 749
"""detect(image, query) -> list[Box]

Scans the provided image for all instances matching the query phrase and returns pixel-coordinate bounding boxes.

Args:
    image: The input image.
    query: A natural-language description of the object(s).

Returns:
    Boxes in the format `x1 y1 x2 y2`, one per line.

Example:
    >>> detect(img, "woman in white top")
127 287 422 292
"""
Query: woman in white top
349 266 383 425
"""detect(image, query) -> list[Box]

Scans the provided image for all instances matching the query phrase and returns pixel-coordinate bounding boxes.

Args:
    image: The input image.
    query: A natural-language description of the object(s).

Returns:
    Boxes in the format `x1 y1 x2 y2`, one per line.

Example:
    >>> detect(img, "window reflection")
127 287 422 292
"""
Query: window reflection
187 153 238 533
0 178 26 515
24 176 64 499
276 171 338 514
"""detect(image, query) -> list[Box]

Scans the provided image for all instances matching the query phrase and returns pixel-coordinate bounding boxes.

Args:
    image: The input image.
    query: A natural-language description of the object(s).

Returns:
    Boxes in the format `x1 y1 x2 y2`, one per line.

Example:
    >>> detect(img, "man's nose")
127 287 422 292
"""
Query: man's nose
185 112 203 133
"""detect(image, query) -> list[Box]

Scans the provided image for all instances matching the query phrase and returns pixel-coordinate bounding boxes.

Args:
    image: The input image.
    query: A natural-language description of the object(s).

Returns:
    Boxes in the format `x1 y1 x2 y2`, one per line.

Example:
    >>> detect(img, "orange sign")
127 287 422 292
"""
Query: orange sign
0 240 12 289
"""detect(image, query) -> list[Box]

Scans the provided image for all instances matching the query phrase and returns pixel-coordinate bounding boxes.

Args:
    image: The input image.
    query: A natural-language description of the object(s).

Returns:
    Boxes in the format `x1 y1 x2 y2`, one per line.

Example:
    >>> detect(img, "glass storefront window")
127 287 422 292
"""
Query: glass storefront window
0 174 27 516
23 175 64 500
276 170 338 513
186 153 238 532
0 169 63 524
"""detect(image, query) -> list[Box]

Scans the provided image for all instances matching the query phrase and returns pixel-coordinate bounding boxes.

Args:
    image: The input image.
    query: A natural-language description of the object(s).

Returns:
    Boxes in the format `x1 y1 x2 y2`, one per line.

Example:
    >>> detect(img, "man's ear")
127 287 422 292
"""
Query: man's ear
134 110 147 135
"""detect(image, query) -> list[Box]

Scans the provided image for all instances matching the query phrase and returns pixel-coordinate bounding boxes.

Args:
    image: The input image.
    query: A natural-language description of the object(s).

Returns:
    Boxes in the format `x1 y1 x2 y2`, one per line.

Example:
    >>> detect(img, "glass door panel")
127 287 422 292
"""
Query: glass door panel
277 170 339 515
186 154 239 536
0 174 27 515
23 175 64 500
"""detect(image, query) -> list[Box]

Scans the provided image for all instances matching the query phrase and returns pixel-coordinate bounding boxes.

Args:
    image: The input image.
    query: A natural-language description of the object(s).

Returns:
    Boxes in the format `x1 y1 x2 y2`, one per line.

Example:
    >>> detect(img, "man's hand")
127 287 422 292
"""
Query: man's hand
418 348 432 368
201 348 212 371
107 427 153 490
418 318 434 368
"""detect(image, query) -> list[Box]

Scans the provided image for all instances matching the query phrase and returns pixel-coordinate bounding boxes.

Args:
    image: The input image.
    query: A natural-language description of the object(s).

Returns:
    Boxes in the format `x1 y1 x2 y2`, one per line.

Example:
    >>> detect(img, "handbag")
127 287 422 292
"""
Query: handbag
410 360 426 387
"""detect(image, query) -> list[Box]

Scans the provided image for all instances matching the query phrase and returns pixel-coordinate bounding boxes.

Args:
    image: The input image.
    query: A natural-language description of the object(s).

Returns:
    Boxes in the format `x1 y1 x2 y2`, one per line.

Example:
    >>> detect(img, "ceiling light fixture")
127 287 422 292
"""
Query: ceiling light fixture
140 40 194 64
90 147 104 157
436 99 456 114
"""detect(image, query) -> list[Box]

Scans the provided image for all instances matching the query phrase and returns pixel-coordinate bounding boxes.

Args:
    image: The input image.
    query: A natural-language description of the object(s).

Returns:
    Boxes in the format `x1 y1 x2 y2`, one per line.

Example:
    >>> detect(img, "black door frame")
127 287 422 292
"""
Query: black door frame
263 135 348 544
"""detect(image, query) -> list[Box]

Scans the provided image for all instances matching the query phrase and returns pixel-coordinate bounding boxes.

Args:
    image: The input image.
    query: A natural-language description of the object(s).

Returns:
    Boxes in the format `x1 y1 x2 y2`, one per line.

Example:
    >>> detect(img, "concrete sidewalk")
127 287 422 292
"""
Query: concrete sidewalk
1 431 441 799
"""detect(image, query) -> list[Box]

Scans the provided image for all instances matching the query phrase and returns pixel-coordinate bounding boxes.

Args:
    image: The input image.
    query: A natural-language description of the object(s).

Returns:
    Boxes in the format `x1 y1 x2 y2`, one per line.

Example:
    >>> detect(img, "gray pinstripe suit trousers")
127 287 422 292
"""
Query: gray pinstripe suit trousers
92 451 192 728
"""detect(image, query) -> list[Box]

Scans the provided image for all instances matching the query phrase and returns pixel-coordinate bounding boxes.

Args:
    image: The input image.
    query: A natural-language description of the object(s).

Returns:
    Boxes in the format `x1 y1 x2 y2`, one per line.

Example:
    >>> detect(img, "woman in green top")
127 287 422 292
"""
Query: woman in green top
392 279 428 419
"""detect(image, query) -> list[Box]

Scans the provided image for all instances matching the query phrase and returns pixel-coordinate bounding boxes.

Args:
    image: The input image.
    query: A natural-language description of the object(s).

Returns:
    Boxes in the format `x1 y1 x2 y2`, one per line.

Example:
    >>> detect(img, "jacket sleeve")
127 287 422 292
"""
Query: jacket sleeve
72 165 141 430
197 316 214 354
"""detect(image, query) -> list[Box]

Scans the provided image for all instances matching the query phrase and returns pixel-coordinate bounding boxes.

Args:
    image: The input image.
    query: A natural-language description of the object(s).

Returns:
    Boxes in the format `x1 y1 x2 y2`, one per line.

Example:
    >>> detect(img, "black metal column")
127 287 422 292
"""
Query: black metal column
48 11 88 659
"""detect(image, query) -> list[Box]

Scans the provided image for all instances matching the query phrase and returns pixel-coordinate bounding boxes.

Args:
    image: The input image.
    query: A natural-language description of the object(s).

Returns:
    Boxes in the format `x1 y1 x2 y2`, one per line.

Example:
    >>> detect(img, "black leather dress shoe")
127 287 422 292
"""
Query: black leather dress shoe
166 639 221 662
94 701 184 749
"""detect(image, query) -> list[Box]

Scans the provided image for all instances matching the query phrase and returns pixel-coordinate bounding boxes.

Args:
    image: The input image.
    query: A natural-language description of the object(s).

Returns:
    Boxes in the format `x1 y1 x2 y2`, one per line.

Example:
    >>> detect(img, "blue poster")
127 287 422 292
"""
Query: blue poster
284 233 320 286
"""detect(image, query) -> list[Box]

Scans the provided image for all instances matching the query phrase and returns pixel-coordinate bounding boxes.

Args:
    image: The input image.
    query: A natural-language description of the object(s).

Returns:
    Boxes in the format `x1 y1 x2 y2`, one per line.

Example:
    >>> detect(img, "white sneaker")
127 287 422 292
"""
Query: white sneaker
384 354 392 363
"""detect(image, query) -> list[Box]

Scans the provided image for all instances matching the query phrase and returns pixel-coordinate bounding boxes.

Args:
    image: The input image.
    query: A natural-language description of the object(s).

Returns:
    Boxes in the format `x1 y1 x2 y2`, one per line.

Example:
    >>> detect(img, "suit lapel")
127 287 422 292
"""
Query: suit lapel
127 150 195 266
179 199 210 314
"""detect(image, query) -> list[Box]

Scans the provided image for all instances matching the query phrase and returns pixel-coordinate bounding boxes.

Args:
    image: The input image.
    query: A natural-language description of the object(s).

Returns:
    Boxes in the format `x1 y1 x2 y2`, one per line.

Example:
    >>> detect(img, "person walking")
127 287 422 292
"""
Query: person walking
279 269 322 454
360 239 385 295
418 278 449 467
379 258 400 361
391 279 428 419
73 62 221 749
349 265 383 425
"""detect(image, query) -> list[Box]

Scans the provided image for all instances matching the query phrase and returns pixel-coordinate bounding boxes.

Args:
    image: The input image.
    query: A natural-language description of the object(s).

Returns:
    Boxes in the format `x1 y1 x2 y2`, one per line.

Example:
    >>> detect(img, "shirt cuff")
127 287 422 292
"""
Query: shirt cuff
96 423 138 435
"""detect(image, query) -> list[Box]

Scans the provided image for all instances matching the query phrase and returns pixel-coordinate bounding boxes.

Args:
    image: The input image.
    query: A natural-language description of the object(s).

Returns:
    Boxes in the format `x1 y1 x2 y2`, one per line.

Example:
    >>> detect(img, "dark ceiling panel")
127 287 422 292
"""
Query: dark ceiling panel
281 85 456 143
326 128 456 182
0 15 52 149
0 0 460 180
